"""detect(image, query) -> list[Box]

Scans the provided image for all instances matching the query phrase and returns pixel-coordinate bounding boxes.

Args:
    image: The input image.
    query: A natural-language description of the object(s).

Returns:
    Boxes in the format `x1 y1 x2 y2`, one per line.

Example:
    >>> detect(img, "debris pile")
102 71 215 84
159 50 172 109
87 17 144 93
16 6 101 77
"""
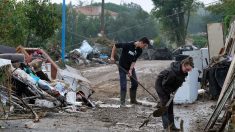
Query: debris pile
68 40 173 67
0 45 95 122
68 40 110 66
204 19 235 131
201 55 231 100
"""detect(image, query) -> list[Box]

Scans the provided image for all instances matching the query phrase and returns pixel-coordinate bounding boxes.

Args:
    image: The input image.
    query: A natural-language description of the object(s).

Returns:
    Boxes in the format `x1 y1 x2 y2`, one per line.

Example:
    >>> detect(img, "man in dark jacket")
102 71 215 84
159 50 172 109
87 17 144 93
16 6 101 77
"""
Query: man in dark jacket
110 37 150 107
155 57 194 130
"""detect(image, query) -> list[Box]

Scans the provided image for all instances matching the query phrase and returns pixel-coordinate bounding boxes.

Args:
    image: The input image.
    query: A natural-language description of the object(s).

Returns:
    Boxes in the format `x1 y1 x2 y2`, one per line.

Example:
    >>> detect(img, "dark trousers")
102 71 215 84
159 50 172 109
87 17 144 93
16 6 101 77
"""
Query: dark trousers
119 68 138 95
155 78 174 129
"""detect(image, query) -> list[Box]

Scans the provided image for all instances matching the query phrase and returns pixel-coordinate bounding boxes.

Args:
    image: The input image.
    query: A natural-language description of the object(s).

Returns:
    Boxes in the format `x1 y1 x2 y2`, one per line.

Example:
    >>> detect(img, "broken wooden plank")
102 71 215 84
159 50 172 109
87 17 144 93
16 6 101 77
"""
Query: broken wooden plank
224 21 235 55
218 54 235 105
207 23 224 60
204 73 235 131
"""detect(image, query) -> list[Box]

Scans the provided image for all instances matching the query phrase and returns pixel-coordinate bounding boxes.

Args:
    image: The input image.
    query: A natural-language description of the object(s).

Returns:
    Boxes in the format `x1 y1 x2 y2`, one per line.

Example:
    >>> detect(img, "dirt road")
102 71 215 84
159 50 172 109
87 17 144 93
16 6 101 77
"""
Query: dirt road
0 60 216 132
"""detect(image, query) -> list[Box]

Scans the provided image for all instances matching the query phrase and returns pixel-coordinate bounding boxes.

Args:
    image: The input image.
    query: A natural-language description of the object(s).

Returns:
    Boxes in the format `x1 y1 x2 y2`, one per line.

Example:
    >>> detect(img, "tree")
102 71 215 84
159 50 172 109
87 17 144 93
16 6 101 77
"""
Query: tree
152 0 199 46
207 0 235 34
63 2 159 49
187 6 222 34
23 0 61 47
0 0 61 48
103 3 158 42
0 0 19 46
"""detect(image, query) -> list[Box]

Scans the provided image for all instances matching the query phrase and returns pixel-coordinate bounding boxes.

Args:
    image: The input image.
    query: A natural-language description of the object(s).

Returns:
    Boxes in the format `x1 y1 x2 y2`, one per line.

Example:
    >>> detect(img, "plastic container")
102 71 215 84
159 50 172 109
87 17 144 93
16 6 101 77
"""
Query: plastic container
66 91 77 105
42 63 51 80
35 99 54 108
174 68 199 104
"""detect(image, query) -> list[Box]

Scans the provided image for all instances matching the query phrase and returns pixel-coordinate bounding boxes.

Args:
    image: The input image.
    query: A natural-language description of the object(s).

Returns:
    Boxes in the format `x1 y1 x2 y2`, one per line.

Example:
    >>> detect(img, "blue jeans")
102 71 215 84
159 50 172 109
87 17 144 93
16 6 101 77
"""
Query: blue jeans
119 68 138 93
156 78 174 129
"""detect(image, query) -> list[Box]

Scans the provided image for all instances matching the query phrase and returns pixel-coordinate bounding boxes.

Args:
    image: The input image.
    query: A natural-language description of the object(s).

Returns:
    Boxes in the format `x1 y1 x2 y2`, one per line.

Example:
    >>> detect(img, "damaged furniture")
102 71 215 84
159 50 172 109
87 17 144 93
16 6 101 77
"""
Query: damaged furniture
16 45 58 80
0 45 95 122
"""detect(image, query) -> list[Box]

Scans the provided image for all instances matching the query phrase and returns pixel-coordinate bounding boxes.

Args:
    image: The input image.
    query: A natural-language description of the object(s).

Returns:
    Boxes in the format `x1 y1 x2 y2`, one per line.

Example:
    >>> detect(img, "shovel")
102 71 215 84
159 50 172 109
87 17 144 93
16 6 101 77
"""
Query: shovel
153 91 176 117
139 91 178 128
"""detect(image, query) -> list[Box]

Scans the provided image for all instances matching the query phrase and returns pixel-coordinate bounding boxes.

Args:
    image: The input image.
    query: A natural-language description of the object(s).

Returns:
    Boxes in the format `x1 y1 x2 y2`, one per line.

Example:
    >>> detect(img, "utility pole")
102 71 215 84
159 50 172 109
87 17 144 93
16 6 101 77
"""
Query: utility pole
70 2 75 48
61 0 66 62
100 0 105 36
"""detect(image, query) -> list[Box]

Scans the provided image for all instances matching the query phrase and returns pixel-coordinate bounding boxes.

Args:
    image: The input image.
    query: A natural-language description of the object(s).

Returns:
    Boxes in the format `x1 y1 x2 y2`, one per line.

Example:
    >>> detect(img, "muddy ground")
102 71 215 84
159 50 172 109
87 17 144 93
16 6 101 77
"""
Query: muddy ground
0 60 216 132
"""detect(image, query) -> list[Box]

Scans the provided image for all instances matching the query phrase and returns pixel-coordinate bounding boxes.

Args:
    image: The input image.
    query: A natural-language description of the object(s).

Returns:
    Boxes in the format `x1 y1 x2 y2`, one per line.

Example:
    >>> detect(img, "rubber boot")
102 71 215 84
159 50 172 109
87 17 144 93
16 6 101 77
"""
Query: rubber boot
120 90 126 107
162 113 169 129
130 89 142 105
169 114 180 131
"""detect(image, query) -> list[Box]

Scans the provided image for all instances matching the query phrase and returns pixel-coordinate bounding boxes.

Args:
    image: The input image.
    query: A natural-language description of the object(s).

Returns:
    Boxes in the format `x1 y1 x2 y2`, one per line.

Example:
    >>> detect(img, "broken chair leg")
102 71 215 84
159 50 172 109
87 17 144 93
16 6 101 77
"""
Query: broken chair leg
19 98 39 122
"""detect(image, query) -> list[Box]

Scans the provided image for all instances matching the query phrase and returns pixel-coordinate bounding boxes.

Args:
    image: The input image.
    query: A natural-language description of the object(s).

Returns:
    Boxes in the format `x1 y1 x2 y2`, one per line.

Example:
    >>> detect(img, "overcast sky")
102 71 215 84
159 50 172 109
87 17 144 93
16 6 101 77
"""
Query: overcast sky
51 0 219 13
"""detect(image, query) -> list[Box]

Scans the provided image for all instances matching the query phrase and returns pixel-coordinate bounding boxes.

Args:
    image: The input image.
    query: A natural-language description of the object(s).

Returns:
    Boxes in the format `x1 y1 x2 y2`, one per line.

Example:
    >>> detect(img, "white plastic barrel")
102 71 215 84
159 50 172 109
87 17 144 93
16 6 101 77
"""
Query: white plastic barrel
174 68 199 104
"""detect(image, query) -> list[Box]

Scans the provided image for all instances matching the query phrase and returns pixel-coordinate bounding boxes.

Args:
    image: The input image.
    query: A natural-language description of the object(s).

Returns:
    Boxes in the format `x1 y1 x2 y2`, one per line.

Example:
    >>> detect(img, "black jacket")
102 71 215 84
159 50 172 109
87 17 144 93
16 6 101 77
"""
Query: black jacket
156 61 188 95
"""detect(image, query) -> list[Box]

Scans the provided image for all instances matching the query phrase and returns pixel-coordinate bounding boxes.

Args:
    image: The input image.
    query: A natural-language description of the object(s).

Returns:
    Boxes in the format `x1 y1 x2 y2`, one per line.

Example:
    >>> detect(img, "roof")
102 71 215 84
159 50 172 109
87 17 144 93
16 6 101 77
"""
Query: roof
76 6 118 17
0 45 16 54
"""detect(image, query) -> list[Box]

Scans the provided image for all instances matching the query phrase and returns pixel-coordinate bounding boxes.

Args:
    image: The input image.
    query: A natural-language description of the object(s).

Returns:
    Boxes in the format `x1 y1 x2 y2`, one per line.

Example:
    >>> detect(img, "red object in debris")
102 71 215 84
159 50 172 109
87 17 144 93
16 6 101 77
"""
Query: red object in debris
16 45 58 79
36 50 43 55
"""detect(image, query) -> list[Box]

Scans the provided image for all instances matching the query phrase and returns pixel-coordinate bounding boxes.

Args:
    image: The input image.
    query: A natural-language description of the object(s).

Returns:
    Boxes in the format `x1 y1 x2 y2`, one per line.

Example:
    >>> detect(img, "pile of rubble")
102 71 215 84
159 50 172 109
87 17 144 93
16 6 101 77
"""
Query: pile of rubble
0 45 94 122
68 40 173 67
68 40 110 66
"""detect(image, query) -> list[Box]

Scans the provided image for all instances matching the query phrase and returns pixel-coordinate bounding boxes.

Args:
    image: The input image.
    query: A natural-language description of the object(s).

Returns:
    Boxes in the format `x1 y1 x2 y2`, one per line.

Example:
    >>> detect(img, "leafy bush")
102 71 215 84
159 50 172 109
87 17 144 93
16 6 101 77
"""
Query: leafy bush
192 35 207 48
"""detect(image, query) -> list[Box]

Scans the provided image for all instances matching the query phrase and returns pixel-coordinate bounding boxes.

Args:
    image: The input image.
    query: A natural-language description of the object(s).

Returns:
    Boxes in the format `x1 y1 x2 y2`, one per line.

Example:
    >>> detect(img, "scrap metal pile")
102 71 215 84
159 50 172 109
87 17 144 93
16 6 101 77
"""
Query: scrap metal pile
0 45 94 122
